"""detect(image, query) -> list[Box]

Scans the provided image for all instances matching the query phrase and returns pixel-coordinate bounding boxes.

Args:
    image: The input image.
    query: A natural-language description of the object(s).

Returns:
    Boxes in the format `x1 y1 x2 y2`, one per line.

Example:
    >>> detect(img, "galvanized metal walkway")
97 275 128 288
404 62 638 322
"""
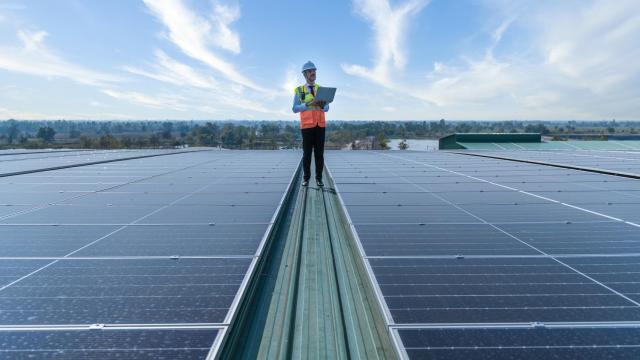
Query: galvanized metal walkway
221 163 397 359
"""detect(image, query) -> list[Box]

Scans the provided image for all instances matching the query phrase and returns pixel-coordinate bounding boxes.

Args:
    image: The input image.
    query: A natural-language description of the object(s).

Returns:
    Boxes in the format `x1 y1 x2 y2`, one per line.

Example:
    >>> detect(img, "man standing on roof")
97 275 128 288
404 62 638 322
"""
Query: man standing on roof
292 61 329 187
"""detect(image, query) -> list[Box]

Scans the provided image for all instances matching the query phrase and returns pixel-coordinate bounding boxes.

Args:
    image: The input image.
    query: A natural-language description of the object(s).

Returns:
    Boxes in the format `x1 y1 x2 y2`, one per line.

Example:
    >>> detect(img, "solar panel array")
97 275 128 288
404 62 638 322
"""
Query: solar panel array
327 150 640 359
464 149 640 177
0 149 189 176
0 150 299 359
0 149 86 156
457 140 640 151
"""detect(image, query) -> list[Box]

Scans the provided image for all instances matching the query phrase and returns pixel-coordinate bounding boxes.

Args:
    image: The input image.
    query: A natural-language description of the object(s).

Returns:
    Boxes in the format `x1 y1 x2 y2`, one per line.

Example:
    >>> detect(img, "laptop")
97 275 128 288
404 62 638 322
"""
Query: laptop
314 87 337 103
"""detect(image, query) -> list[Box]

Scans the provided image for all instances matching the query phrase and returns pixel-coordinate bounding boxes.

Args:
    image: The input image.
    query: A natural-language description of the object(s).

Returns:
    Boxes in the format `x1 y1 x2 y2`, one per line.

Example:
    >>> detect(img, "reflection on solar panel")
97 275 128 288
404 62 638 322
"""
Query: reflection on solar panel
463 149 640 177
326 150 640 359
0 150 299 358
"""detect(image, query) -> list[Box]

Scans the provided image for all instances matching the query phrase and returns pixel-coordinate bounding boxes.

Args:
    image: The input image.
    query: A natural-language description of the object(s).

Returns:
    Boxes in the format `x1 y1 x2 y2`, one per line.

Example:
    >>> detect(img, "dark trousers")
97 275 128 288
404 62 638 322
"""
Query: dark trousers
301 125 325 181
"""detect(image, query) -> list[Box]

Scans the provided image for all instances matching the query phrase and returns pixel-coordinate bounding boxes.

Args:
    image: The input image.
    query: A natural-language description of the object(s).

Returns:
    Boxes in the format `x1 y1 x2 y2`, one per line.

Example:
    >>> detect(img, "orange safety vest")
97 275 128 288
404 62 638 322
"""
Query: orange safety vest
295 84 326 129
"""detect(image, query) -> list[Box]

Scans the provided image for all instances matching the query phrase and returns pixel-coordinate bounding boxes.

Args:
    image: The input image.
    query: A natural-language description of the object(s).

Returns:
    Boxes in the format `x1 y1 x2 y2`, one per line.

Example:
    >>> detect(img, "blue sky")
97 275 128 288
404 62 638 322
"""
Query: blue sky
0 0 639 121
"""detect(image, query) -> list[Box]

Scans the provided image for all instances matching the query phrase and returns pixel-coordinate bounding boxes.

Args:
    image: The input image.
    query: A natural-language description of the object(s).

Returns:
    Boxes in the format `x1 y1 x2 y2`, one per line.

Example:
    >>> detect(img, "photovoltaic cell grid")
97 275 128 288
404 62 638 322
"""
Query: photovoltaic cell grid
0 328 220 359
0 150 299 359
464 149 640 177
326 150 640 359
0 149 187 175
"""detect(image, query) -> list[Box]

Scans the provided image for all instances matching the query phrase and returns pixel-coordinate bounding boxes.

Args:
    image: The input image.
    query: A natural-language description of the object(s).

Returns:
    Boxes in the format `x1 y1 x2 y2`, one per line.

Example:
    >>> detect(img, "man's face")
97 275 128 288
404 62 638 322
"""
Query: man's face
303 69 316 83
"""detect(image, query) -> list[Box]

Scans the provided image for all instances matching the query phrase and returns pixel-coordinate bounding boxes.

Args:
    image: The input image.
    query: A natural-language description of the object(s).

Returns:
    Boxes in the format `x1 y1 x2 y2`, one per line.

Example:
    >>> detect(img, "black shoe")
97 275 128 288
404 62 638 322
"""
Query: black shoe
316 179 324 187
302 180 309 187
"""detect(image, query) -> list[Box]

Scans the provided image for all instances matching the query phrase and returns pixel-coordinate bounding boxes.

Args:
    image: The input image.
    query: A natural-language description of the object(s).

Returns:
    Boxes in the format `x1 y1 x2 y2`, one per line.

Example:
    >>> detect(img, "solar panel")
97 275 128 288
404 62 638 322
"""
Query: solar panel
139 205 275 224
326 150 640 359
58 192 189 206
0 149 83 156
563 256 640 303
347 204 481 224
76 224 267 257
0 150 300 358
422 152 640 225
457 203 605 222
0 260 51 287
370 257 640 324
463 149 640 177
357 223 538 256
499 222 640 255
0 258 251 325
1 205 161 224
396 326 640 360
0 150 183 176
0 225 119 257
0 328 222 359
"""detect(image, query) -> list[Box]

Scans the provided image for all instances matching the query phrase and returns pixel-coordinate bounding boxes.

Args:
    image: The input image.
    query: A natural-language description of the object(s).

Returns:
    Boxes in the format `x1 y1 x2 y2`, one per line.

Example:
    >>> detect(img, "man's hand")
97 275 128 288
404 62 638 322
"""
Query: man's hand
307 99 326 108
305 99 327 108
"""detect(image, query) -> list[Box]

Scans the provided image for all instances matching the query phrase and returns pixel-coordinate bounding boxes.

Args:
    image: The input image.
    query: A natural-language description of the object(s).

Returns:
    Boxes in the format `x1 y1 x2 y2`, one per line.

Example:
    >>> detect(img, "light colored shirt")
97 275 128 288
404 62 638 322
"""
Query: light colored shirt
292 83 330 113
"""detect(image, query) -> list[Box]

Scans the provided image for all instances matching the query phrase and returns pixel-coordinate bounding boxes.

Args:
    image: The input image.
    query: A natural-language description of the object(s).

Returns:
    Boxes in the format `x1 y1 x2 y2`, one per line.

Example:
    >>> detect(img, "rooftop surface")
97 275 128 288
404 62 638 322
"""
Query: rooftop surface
1 148 640 359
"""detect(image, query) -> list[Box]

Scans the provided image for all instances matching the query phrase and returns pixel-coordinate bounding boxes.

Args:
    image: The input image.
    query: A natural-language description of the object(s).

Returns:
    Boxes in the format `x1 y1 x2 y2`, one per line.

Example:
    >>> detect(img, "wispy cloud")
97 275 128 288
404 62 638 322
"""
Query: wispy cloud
211 2 241 54
491 16 516 47
0 30 122 86
342 0 429 87
344 0 640 119
102 89 189 111
143 0 264 92
535 0 640 94
422 0 640 117
418 54 517 107
122 49 273 114
280 67 298 96
0 105 137 120
123 50 218 90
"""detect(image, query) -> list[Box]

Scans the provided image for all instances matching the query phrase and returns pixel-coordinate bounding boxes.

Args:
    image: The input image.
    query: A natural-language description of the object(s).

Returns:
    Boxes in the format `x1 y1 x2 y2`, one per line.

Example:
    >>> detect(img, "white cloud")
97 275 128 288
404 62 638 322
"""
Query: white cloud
102 89 190 111
211 3 241 54
535 0 640 94
491 16 516 46
0 30 122 86
123 50 218 90
342 0 429 87
101 77 279 115
122 52 272 114
419 54 517 107
433 0 640 117
344 0 640 119
143 0 265 92
281 67 298 96
0 105 138 120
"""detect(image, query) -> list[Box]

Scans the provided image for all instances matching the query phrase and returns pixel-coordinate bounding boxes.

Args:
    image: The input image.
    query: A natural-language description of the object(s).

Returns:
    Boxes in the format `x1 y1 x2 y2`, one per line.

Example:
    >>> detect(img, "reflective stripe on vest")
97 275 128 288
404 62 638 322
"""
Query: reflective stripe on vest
295 84 326 129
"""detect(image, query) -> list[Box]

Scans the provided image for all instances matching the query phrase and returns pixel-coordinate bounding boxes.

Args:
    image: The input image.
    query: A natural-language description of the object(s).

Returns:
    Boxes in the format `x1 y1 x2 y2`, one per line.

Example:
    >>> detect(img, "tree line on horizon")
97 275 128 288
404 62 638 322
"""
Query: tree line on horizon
0 119 638 150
